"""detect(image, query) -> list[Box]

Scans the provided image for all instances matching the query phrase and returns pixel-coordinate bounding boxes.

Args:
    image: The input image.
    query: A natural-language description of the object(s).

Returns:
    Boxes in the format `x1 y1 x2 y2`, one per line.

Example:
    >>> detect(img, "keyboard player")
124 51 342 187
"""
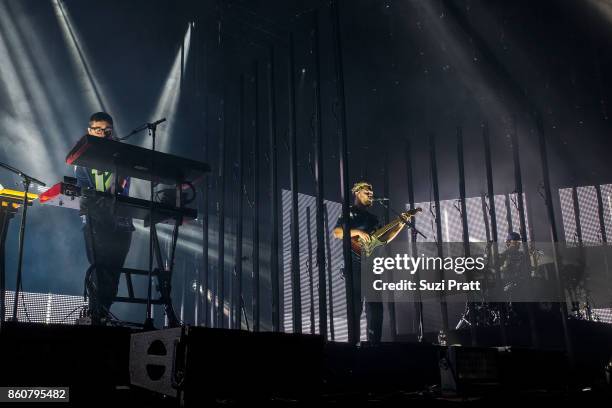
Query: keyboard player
74 112 134 325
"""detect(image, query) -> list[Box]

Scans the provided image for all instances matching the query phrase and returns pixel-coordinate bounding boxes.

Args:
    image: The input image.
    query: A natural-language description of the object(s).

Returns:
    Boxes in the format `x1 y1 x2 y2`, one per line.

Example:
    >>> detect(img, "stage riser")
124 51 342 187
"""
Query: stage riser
0 321 608 405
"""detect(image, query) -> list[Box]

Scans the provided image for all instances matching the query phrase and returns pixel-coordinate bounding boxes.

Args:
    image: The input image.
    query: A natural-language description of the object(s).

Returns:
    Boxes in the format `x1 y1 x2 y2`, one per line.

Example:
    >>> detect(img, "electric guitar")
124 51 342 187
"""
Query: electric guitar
351 207 422 257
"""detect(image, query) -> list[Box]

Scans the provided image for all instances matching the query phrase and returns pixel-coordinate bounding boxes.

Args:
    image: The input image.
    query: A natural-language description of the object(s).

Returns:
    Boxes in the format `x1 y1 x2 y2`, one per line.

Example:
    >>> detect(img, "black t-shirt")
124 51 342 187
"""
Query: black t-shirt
334 205 380 235
335 205 379 264
500 246 528 281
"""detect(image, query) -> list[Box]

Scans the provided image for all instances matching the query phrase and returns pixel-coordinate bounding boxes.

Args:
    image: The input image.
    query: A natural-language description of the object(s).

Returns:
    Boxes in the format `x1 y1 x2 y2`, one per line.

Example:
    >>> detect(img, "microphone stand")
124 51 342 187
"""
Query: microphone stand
375 199 427 240
0 162 45 323
131 118 166 329
117 118 167 142
145 122 158 329
115 118 167 328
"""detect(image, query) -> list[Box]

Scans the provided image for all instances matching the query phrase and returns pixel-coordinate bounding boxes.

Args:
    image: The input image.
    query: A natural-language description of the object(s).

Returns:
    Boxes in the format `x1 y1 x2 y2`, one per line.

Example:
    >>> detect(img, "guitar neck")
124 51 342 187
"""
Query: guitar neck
372 208 421 241
372 217 403 241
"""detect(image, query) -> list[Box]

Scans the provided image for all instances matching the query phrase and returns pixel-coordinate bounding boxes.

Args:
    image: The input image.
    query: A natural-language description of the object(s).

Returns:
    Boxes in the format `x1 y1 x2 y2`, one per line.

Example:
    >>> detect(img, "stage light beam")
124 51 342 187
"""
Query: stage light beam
0 15 57 179
51 0 110 115
0 1 69 172
149 22 193 153
130 23 192 199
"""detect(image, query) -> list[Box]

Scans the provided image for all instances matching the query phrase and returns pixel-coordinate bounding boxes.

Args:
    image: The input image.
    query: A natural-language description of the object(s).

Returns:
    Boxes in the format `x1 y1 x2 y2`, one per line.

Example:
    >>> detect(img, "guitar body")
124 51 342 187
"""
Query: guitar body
349 207 422 258
351 236 384 257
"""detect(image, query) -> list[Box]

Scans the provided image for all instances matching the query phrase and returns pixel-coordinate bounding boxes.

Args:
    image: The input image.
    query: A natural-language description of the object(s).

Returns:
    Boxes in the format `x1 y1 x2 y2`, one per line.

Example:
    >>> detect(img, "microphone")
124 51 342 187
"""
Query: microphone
372 197 390 202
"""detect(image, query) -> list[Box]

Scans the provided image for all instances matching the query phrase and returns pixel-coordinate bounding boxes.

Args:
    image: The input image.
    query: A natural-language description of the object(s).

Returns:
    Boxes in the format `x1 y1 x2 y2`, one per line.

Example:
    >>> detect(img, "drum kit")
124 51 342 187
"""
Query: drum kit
455 244 578 330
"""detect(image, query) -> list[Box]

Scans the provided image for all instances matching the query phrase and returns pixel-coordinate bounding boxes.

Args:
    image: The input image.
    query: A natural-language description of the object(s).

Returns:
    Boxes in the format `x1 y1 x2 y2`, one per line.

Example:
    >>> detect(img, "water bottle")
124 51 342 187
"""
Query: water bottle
437 330 447 346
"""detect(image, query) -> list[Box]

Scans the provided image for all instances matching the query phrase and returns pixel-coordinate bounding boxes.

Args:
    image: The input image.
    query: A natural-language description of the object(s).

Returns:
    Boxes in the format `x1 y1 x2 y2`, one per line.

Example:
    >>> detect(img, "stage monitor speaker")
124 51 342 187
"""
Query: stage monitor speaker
129 326 324 404
496 346 568 390
129 327 182 398
439 346 499 395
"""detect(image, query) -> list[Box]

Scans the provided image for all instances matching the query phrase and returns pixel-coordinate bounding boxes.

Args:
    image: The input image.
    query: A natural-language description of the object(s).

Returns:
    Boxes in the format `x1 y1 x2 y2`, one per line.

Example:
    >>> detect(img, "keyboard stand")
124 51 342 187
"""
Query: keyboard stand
84 201 181 328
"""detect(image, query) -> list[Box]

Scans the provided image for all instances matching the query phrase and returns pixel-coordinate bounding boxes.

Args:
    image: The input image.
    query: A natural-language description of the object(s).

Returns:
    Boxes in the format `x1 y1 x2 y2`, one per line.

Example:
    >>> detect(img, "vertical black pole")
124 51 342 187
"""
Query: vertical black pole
306 207 316 334
312 11 328 339
267 46 281 332
194 254 199 325
482 123 507 345
323 204 335 340
330 0 356 345
456 127 478 345
382 161 390 226
526 192 537 247
505 195 513 235
288 33 302 333
234 75 245 330
480 194 491 295
180 258 186 323
210 1 223 330
570 187 583 315
510 119 539 347
268 45 280 332
217 96 226 329
193 20 200 326
202 40 210 327
571 188 583 246
594 185 611 304
0 213 10 327
510 120 528 243
211 265 217 328
252 61 261 332
595 185 608 243
229 184 235 328
382 152 397 341
405 140 424 341
536 115 574 365
429 132 449 333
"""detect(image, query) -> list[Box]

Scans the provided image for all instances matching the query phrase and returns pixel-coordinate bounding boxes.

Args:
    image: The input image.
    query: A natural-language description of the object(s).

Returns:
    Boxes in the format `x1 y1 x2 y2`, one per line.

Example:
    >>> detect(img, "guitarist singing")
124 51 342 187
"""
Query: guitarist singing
333 181 411 343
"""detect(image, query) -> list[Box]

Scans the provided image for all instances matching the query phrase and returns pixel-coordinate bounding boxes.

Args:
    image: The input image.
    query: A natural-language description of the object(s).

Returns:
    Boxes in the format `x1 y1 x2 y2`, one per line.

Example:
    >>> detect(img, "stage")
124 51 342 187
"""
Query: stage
1 0 612 405
0 319 610 406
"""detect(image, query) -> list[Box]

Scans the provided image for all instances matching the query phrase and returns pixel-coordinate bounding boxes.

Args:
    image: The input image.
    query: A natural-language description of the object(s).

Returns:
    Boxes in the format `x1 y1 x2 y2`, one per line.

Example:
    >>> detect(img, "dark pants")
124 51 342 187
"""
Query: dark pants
350 258 384 343
83 219 132 323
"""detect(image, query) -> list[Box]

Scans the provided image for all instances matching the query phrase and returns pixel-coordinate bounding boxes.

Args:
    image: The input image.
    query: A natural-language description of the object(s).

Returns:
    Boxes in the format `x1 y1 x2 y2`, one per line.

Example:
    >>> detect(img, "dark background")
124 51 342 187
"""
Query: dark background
1 0 611 328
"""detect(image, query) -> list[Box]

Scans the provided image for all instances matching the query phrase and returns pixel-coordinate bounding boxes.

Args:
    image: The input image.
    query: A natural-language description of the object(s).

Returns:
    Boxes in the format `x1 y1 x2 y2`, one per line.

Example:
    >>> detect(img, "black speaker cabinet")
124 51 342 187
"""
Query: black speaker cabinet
129 326 324 404
440 346 500 395
129 327 182 398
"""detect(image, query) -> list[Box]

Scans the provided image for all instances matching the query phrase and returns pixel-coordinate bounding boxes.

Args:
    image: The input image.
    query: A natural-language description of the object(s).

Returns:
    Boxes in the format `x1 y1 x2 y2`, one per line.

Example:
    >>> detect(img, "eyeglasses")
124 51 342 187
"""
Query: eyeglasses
89 126 113 134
